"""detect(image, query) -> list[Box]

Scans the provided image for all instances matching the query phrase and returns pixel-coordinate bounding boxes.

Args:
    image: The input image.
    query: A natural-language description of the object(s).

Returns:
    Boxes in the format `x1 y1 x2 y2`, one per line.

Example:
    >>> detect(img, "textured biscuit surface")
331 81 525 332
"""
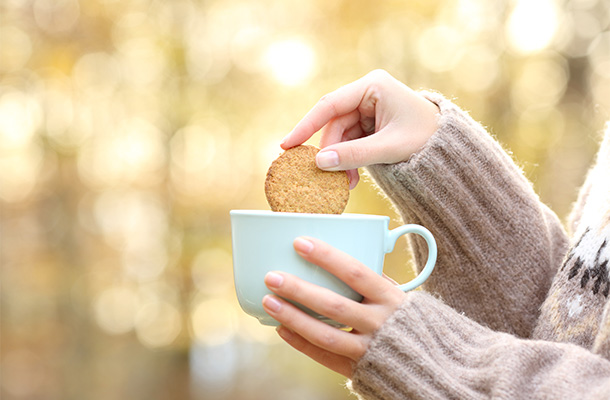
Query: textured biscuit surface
265 145 349 214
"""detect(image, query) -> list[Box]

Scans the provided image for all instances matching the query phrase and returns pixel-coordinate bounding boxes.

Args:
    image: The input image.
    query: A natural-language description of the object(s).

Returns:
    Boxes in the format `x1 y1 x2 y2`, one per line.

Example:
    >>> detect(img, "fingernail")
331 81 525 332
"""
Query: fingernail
276 326 293 340
347 169 359 190
263 295 282 313
316 150 339 169
294 237 314 255
280 132 292 148
265 272 283 288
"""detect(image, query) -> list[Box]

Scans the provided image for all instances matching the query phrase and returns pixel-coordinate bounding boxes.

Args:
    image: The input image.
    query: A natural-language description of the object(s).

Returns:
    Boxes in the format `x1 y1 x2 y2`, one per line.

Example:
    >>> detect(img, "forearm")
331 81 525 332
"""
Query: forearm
366 92 568 337
349 292 610 400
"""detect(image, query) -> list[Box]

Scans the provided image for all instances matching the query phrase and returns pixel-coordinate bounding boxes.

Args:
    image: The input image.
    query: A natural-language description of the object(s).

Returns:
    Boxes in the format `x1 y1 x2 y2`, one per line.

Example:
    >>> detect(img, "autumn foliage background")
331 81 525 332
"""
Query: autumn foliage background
1 0 610 399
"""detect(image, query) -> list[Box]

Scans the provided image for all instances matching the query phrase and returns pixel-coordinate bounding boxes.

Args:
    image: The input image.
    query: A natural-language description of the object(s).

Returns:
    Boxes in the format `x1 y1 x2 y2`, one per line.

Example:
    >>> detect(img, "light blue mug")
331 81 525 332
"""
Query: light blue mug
230 210 437 326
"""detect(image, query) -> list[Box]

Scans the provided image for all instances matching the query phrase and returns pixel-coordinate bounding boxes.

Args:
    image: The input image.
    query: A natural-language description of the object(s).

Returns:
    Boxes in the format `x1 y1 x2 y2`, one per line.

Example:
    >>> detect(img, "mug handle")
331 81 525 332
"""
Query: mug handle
384 224 437 292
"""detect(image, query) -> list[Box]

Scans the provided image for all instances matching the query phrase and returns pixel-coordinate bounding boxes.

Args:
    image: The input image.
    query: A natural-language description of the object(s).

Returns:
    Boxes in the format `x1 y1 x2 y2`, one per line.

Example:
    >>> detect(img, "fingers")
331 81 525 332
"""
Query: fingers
316 115 433 171
262 233 408 377
262 294 367 361
264 270 376 332
275 325 355 378
316 113 363 189
315 137 375 171
281 70 439 172
293 237 403 306
382 273 399 285
318 109 361 149
346 169 359 190
281 77 369 149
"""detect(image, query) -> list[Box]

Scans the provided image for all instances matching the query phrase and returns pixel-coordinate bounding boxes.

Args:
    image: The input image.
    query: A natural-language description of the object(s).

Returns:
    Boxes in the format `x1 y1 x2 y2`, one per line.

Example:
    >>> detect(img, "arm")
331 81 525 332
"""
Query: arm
282 70 567 336
262 236 610 400
281 69 440 189
350 291 610 400
365 92 569 337
567 129 610 236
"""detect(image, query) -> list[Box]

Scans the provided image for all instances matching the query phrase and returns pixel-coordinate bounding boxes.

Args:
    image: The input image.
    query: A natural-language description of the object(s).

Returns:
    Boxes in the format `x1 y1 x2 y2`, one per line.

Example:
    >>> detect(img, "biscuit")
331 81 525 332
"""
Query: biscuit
265 145 349 214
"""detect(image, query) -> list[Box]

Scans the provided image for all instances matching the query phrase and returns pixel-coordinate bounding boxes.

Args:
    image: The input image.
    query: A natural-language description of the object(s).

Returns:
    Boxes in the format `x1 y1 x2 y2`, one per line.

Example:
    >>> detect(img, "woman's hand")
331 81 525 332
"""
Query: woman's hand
281 69 439 188
262 236 406 378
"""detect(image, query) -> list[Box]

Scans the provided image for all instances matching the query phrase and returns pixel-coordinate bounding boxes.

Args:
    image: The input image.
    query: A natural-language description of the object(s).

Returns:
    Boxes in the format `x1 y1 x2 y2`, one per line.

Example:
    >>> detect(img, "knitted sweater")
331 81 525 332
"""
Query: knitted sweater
349 92 610 399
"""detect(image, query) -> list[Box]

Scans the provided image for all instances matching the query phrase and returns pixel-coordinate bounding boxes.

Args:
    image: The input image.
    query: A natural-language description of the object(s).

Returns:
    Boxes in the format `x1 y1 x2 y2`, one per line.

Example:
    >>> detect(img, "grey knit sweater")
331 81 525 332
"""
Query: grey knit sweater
349 92 610 399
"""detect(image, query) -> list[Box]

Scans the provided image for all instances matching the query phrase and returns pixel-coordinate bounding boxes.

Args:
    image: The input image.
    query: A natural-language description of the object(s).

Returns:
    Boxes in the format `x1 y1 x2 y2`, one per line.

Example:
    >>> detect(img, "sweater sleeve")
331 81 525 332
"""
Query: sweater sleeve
365 92 568 337
567 126 610 236
349 292 610 400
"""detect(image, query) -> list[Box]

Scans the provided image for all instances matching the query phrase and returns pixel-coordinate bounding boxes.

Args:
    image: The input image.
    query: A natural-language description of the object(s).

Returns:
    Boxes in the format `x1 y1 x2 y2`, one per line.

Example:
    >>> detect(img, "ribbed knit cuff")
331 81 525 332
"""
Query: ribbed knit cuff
364 90 541 275
348 291 610 400
349 291 499 400
365 90 540 251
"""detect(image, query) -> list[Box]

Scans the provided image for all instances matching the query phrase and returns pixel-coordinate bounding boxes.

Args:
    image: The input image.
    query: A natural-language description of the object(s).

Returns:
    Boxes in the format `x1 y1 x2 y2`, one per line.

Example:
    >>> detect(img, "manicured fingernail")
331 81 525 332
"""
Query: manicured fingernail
280 132 294 148
316 150 339 169
263 295 282 312
280 135 288 147
276 326 293 340
265 272 283 288
294 237 314 255
347 169 359 190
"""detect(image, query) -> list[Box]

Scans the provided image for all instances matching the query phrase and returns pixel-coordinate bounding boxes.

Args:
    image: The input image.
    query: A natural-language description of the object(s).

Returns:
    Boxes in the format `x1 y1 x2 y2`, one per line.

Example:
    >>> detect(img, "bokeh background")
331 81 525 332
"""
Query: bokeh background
1 0 609 399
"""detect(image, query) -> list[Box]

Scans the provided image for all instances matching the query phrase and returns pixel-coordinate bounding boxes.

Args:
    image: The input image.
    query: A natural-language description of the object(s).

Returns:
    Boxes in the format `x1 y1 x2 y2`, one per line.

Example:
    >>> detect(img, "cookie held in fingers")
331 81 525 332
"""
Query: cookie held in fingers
265 145 350 214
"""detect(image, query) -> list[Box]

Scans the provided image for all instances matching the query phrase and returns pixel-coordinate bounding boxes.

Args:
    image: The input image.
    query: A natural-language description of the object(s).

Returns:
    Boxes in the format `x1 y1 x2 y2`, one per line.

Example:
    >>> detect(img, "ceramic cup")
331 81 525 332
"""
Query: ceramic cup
230 210 437 326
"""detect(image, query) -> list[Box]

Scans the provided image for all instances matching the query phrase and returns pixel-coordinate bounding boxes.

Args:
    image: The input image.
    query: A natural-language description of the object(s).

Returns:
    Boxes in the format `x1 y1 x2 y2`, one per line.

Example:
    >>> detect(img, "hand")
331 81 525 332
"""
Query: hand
281 69 439 189
262 236 406 378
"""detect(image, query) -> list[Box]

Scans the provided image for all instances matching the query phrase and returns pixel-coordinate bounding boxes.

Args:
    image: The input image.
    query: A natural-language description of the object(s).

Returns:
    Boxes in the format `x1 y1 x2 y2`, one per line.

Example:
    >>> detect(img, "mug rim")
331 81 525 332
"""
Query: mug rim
230 209 389 221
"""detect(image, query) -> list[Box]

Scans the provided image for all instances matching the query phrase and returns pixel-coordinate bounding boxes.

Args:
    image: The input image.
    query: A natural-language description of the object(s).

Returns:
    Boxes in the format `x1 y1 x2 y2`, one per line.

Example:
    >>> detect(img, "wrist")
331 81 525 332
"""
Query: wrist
405 95 440 159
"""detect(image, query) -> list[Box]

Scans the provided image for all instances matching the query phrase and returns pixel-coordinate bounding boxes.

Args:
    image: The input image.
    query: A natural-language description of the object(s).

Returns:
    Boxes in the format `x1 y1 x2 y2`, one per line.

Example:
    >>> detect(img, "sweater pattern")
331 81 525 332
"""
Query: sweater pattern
563 226 610 298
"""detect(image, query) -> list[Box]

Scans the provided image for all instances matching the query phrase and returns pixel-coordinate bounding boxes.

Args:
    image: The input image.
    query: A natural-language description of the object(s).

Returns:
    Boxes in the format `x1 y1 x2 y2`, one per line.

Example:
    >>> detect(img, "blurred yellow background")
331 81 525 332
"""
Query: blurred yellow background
1 0 609 399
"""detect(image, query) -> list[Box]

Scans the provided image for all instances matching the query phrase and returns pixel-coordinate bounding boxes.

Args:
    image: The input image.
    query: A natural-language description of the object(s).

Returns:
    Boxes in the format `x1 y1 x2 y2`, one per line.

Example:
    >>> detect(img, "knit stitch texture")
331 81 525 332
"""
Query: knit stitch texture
348 93 610 399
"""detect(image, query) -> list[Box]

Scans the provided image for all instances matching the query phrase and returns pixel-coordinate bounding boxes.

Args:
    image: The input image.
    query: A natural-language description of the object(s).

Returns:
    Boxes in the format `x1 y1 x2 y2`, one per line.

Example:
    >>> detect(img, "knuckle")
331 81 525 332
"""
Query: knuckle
323 296 347 317
278 278 301 300
382 285 405 306
318 351 337 368
344 143 371 167
353 337 368 359
285 283 301 301
305 118 319 137
285 333 303 349
313 241 333 260
318 94 339 116
317 330 337 349
319 93 330 103
281 313 298 330
347 265 366 283
368 69 390 81
359 117 375 134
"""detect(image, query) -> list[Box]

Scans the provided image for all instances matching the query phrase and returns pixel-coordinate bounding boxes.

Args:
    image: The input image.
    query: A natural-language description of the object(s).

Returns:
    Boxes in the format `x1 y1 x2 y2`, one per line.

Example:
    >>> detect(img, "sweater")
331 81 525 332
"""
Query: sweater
348 92 610 399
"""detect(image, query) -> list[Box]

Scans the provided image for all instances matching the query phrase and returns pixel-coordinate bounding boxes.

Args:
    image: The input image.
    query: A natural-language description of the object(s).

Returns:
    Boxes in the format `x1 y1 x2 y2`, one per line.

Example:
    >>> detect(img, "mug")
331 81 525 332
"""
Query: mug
230 210 437 326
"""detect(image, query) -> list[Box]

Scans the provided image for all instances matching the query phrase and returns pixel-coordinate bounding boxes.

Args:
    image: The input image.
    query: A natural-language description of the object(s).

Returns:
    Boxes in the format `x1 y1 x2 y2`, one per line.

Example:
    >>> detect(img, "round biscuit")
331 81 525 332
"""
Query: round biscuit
265 145 350 214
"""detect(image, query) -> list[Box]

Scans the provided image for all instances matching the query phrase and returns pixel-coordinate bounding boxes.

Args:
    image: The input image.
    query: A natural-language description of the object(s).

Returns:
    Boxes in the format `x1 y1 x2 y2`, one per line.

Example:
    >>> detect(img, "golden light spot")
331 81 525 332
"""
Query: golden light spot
94 286 139 335
191 298 238 346
0 26 32 72
510 57 568 112
451 46 500 92
33 0 80 35
416 25 463 73
2 349 46 397
506 0 560 54
135 300 182 348
78 118 166 187
265 38 316 86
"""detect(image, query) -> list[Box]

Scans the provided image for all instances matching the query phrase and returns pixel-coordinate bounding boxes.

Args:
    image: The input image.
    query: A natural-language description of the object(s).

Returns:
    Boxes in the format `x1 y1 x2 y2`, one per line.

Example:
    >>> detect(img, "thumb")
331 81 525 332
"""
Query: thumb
315 134 397 171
